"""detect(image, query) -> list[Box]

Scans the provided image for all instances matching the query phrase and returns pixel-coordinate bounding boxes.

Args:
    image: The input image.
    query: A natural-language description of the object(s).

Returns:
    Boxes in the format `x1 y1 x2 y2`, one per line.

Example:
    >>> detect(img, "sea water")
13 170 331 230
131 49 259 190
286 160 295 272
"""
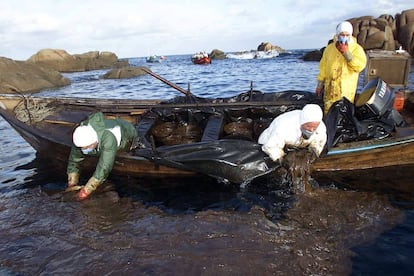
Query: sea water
1 50 413 275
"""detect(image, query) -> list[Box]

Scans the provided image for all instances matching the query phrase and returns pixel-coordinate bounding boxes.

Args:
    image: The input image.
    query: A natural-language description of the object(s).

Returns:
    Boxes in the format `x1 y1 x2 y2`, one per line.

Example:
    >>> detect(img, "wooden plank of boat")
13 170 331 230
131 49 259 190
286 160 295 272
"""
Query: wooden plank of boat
313 134 414 171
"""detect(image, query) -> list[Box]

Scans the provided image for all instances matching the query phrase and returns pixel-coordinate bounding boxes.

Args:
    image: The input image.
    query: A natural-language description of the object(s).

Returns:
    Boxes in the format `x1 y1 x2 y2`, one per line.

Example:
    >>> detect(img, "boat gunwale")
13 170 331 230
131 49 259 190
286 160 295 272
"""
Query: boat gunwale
326 134 414 155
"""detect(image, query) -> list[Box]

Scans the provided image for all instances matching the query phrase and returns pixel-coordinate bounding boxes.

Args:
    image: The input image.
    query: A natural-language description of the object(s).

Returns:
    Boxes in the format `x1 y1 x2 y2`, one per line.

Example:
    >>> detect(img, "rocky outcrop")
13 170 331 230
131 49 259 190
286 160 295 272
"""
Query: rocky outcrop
349 16 396 51
27 49 129 73
209 49 226 60
348 8 414 56
396 9 414 57
102 66 148 79
302 49 323 61
304 9 414 61
0 57 70 93
257 42 284 53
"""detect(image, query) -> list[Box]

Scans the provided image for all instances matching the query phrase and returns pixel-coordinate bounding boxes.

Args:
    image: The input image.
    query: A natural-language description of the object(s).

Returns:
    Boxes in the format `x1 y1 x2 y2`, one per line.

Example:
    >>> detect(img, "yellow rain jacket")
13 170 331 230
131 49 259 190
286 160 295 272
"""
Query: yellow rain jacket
317 36 367 113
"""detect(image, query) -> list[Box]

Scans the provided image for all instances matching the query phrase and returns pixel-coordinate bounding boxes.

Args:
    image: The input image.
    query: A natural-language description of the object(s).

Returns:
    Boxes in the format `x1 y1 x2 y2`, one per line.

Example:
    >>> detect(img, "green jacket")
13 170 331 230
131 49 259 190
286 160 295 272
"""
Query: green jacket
67 112 137 182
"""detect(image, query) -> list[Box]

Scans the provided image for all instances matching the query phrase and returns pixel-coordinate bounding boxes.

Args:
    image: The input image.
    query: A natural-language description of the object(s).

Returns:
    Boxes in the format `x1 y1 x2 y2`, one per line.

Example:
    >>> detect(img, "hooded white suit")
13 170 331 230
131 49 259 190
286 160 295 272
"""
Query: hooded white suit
258 104 327 161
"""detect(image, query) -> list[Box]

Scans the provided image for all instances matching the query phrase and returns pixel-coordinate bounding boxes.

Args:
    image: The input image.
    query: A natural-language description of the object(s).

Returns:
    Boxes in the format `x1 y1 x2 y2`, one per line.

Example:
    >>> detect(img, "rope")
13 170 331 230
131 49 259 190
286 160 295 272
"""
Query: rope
14 98 57 124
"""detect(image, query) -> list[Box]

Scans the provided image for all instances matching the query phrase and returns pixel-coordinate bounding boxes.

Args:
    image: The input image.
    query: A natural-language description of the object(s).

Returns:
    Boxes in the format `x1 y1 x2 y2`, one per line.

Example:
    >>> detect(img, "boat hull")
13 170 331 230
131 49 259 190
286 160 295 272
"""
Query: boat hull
192 57 211 64
312 135 414 183
313 135 414 171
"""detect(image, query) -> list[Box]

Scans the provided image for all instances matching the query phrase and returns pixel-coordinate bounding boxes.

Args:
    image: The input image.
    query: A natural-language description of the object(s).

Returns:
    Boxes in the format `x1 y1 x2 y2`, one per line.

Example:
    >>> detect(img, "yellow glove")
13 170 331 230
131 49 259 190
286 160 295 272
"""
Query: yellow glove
83 177 101 194
67 172 79 187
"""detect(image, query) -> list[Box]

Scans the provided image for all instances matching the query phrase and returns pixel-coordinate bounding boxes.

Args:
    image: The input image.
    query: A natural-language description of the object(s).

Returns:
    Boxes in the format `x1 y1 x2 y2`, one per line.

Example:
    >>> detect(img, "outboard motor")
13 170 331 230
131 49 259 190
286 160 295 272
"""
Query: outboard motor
355 78 395 120
325 78 406 148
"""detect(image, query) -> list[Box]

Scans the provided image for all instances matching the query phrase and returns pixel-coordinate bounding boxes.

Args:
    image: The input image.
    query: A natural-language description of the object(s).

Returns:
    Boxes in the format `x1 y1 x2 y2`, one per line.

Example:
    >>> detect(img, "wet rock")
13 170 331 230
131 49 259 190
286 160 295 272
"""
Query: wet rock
257 42 284 53
103 66 148 79
209 49 226 60
396 9 414 56
0 56 70 93
302 49 323 61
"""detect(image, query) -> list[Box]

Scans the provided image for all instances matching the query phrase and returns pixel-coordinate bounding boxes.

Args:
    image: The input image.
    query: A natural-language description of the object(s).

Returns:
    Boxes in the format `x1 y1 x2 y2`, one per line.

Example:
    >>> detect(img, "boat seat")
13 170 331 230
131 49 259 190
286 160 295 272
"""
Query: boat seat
135 115 158 148
201 114 224 142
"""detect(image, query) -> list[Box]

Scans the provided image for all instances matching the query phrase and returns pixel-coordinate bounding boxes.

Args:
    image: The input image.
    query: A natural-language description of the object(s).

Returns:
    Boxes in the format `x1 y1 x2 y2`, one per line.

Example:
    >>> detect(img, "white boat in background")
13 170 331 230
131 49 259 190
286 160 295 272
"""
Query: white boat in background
146 55 166 63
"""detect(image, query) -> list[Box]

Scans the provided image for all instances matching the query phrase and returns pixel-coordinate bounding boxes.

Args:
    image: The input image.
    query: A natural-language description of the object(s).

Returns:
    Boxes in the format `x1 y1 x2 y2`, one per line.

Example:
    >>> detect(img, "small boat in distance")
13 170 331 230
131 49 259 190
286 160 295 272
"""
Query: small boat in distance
191 52 211 64
146 55 165 63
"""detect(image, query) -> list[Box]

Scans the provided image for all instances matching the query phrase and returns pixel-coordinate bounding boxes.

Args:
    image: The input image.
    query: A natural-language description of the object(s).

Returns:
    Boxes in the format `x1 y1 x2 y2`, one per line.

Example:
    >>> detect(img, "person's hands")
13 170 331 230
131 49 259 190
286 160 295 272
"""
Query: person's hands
336 41 348 54
262 145 284 162
315 81 324 97
315 87 323 97
76 177 100 201
77 187 90 201
67 172 79 187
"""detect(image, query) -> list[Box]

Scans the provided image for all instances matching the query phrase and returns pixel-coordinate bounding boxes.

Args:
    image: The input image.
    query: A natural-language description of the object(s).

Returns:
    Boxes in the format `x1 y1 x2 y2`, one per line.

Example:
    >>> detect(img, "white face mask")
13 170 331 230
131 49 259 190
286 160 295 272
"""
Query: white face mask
81 148 94 154
337 35 350 44
301 129 314 140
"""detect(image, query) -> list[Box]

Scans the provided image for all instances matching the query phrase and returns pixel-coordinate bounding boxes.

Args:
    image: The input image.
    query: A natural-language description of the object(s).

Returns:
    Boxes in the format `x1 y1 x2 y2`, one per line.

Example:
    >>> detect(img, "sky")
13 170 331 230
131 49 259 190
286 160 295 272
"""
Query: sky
1 0 413 60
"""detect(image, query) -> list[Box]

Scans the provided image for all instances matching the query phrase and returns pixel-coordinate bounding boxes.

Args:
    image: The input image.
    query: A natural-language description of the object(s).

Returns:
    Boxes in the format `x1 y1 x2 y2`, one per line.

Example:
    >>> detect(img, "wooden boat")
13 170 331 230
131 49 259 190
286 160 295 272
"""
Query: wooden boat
0 89 310 184
1 72 414 186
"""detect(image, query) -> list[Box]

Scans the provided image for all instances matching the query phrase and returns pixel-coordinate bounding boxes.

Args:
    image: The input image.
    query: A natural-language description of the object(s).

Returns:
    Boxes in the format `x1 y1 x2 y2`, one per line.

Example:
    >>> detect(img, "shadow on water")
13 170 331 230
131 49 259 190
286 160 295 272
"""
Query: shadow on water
113 173 295 220
17 155 296 221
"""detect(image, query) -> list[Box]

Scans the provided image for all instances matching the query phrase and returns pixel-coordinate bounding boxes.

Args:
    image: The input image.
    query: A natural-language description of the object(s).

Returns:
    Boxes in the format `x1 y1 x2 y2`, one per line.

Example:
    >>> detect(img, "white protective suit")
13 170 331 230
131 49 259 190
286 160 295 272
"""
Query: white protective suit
258 104 327 162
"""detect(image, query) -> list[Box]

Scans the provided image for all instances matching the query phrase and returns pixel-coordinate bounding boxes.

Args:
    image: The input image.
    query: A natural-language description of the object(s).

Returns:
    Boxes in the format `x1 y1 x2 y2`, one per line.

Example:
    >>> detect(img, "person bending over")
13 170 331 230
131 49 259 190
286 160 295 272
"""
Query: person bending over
258 104 327 162
67 112 137 200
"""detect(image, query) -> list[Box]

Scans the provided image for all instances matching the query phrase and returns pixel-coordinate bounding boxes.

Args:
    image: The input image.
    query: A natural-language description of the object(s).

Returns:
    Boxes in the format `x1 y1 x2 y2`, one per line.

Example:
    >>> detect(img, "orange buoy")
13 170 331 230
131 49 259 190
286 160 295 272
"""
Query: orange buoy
393 91 405 112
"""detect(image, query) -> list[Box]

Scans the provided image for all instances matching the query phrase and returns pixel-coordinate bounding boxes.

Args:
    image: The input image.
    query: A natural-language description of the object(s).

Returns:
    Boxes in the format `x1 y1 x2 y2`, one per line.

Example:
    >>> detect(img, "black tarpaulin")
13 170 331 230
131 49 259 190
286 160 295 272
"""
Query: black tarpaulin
137 139 279 185
134 90 321 185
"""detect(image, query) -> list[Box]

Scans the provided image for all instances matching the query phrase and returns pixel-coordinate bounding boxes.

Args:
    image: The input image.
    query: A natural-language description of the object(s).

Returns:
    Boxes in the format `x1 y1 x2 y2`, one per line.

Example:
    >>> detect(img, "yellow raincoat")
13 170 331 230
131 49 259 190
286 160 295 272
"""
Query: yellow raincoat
317 36 367 113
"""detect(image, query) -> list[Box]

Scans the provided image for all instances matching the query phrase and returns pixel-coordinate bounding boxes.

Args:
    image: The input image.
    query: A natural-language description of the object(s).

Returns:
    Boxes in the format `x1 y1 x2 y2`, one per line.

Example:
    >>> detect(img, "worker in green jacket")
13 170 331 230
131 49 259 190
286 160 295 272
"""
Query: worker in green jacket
315 21 367 114
67 112 137 200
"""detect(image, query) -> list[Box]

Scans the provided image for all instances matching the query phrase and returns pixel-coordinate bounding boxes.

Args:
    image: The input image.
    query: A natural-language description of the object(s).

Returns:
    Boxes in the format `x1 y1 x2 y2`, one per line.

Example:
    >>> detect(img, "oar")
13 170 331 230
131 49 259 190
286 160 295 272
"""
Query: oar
140 67 192 97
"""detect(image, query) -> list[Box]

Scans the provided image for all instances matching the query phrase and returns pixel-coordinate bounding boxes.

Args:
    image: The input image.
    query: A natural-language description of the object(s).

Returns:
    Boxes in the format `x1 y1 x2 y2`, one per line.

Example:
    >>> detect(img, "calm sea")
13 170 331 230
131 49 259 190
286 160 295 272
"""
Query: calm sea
1 50 413 275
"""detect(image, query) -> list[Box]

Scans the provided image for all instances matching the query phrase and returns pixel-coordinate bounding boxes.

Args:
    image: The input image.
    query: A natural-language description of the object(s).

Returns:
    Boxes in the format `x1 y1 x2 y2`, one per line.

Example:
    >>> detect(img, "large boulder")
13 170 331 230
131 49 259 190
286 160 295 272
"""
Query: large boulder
102 66 148 79
302 49 323 61
209 49 226 60
398 23 414 56
257 42 284 53
396 9 414 57
0 57 70 93
347 9 414 56
349 16 396 51
27 49 129 72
